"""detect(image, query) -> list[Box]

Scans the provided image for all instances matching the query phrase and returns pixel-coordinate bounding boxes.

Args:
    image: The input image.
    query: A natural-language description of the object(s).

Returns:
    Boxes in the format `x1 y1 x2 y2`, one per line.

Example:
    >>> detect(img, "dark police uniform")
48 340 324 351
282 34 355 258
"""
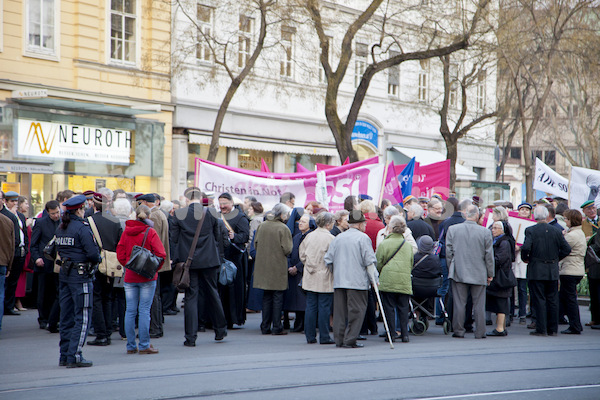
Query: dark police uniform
56 195 101 368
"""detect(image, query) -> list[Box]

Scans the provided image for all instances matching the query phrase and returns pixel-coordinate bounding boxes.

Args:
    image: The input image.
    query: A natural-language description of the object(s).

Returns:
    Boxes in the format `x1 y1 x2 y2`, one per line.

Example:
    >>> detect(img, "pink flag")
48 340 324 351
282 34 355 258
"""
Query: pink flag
296 163 310 172
260 158 271 173
393 160 450 200
343 157 350 165
382 162 403 205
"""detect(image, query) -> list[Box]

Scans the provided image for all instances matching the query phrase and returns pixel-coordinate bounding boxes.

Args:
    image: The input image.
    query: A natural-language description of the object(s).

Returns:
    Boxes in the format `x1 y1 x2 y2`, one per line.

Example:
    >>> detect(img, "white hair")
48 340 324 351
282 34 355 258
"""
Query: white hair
533 205 549 221
492 220 505 232
465 204 480 220
409 204 424 219
383 206 400 218
113 198 132 217
271 203 291 219
160 200 173 213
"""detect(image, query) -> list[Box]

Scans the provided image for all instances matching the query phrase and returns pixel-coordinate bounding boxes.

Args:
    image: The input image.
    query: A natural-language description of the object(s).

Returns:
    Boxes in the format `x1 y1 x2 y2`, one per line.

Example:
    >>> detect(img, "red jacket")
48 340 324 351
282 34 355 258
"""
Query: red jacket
117 220 166 283
364 213 385 251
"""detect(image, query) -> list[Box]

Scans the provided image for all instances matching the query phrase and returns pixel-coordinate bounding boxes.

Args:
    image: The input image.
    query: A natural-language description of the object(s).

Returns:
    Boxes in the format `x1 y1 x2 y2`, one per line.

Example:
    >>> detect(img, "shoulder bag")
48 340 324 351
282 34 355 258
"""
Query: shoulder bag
125 228 163 279
88 217 123 278
494 266 517 289
219 259 237 286
382 239 406 270
172 208 205 291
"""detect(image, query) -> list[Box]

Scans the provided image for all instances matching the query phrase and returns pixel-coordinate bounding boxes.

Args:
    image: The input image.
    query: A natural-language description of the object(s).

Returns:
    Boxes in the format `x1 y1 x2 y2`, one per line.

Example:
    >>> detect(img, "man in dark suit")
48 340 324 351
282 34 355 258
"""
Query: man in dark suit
218 192 250 328
406 204 435 241
2 191 28 316
521 205 571 336
170 187 227 346
87 193 122 346
31 200 61 331
0 191 15 332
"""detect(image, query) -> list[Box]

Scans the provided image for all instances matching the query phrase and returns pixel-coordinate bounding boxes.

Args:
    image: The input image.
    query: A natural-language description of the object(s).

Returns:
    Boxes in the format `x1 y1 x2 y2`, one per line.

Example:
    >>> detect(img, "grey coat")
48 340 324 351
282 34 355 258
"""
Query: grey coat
446 220 494 285
324 228 377 290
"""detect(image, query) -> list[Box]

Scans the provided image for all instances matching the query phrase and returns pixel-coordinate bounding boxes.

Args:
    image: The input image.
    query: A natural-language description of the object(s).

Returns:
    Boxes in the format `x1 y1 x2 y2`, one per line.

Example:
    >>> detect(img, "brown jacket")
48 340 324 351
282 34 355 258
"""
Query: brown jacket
0 212 15 271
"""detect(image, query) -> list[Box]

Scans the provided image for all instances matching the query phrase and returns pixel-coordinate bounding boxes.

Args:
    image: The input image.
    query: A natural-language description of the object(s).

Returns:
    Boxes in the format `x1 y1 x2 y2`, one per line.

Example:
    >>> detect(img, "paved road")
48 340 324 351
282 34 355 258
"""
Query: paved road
1 301 599 400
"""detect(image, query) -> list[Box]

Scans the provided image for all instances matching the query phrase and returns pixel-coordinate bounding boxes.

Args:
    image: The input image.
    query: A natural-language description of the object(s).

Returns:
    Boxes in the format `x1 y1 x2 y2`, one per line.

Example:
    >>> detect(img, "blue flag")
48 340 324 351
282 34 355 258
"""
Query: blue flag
398 157 416 199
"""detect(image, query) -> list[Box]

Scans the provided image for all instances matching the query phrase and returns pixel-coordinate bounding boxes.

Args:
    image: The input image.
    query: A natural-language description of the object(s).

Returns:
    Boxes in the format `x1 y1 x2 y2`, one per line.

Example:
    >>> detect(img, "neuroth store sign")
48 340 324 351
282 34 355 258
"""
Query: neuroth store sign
351 120 378 151
17 119 132 165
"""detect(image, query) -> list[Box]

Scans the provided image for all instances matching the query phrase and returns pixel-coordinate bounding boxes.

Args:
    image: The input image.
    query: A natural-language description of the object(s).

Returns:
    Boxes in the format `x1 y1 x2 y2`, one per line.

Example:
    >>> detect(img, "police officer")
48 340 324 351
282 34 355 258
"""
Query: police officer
56 195 101 368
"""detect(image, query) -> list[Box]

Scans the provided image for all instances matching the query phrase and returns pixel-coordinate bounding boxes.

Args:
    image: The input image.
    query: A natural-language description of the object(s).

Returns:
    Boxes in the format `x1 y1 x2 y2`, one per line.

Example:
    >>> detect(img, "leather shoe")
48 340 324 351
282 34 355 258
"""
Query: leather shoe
401 336 409 343
163 309 177 316
183 340 196 347
452 333 464 338
215 331 227 341
39 322 48 330
272 331 288 336
378 332 386 337
591 325 600 330
48 325 59 333
261 330 272 335
529 331 547 337
357 335 367 340
585 321 596 326
547 332 558 336
307 339 317 344
139 345 158 354
486 329 507 337
127 348 138 354
320 338 335 345
342 342 364 348
4 309 20 316
527 322 536 330
149 333 163 339
59 357 67 367
561 328 580 335
87 338 109 346
485 320 493 326
66 358 93 368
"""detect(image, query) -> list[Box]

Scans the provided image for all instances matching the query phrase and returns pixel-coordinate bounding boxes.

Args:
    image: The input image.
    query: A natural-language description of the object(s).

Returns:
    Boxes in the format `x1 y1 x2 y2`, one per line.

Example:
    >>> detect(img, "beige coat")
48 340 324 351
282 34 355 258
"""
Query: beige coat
150 208 171 271
253 219 293 291
299 228 335 293
559 226 586 276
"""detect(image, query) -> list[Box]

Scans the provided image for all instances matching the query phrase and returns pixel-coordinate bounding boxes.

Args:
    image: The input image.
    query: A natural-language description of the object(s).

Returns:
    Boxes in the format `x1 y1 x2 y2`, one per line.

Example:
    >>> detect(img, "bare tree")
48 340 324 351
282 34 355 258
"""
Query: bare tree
496 0 593 202
305 0 492 163
439 51 497 189
173 0 277 161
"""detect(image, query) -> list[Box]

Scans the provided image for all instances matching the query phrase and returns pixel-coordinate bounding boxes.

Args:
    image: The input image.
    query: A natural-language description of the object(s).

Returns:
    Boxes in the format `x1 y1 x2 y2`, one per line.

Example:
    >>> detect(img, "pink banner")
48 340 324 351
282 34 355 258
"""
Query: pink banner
200 156 379 180
316 157 377 171
296 163 310 172
395 160 450 200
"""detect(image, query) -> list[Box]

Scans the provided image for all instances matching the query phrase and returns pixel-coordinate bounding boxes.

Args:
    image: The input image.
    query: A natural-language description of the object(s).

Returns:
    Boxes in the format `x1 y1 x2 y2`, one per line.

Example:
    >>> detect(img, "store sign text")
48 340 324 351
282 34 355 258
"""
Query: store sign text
17 119 132 164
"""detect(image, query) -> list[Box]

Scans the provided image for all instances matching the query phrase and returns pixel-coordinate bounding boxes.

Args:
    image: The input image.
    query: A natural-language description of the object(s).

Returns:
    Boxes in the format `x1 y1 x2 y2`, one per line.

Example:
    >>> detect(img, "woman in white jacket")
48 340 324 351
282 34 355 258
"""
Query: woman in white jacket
559 209 587 334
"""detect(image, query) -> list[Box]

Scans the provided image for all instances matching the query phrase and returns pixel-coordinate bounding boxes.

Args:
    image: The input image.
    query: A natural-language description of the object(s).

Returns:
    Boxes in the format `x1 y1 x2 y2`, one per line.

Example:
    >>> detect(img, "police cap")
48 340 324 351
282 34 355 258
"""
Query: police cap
517 202 532 211
63 194 87 210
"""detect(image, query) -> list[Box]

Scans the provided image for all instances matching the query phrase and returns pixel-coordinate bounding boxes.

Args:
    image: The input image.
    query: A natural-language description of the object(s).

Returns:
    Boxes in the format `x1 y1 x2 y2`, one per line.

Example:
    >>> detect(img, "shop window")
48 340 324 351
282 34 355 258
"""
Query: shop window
418 59 429 103
26 0 59 59
238 149 273 171
110 0 137 64
284 154 329 173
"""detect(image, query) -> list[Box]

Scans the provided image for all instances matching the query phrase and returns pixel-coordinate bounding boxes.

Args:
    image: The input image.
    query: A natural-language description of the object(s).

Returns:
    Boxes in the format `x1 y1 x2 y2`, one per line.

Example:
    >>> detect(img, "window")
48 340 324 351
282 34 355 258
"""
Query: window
280 26 295 78
238 15 253 68
110 0 136 64
586 105 593 117
544 150 556 166
509 147 521 160
449 63 459 108
26 0 58 57
571 104 579 117
318 36 332 84
355 43 368 88
196 5 213 62
532 150 543 161
418 59 429 103
388 51 400 97
476 70 486 111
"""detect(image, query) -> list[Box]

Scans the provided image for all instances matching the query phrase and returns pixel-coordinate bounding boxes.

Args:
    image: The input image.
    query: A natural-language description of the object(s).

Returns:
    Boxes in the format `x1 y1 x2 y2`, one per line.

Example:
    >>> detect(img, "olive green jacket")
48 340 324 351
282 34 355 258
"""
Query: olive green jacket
376 233 414 294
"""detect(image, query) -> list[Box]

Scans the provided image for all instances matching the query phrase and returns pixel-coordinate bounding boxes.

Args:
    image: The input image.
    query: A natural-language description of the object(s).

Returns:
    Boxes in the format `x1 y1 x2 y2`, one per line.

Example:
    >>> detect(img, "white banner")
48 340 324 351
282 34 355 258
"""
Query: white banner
533 158 569 198
17 119 132 164
570 165 600 208
195 159 386 212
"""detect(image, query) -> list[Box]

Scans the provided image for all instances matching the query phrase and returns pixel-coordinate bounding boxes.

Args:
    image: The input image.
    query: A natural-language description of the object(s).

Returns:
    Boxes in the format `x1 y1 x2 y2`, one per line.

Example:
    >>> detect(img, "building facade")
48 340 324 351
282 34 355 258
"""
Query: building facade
0 0 173 215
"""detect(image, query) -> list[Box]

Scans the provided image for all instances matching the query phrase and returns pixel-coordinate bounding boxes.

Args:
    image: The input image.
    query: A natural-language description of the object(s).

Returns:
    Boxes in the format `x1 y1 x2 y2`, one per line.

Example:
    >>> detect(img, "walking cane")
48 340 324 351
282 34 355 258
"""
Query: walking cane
367 264 394 349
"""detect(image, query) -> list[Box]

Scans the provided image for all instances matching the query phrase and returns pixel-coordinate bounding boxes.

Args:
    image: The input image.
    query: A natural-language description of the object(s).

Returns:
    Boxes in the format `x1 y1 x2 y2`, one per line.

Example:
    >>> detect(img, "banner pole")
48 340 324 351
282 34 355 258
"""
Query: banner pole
379 162 390 207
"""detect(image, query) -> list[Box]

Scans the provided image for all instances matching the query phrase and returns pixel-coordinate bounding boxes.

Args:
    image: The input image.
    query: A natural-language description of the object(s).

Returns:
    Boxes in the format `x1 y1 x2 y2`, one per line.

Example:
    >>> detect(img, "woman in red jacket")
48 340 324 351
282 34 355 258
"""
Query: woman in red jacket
117 205 166 355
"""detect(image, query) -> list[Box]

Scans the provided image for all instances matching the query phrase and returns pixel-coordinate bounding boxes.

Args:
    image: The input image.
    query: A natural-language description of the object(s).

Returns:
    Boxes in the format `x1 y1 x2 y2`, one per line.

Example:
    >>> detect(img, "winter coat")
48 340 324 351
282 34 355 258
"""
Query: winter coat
376 233 414 295
521 222 571 281
116 220 166 283
300 227 335 293
170 204 221 269
446 220 494 285
364 213 385 251
412 252 442 279
253 219 293 291
559 226 586 277
487 235 513 298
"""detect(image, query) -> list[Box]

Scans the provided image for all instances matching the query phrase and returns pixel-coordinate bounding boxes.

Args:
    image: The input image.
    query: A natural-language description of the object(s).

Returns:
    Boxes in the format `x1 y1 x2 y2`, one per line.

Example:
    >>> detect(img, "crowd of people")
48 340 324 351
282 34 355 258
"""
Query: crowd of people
0 186 599 367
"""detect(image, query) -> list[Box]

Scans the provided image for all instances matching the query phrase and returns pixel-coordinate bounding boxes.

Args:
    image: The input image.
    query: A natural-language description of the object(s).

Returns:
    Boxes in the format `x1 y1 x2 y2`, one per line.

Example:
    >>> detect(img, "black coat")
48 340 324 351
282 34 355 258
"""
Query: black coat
30 215 60 273
412 253 442 279
488 235 513 297
407 218 435 241
587 232 600 279
170 204 221 269
521 222 571 281
88 212 122 252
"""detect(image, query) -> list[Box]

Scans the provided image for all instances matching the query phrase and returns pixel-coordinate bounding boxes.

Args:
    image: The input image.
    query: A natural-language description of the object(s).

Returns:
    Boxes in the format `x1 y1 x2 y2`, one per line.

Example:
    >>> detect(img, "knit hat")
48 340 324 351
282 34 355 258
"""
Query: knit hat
417 235 434 254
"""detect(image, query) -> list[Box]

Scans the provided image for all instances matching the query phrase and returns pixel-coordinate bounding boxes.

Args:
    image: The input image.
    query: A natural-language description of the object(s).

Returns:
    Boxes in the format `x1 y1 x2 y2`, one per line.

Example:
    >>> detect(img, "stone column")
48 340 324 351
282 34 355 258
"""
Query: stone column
171 133 188 200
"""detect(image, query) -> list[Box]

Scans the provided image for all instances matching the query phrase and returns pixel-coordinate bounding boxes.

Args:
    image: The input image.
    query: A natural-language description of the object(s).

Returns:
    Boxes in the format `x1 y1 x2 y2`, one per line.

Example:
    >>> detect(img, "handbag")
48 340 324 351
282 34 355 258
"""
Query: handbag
432 228 444 256
219 259 237 286
173 208 206 291
125 228 163 279
494 266 517 289
585 245 600 267
43 236 57 261
88 217 123 278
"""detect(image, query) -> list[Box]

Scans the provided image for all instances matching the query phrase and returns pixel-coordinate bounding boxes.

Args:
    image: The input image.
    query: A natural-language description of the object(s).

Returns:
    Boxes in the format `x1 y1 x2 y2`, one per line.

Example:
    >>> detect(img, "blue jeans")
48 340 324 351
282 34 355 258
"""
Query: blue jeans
304 291 333 343
436 258 449 323
516 278 528 318
124 281 156 351
0 266 6 333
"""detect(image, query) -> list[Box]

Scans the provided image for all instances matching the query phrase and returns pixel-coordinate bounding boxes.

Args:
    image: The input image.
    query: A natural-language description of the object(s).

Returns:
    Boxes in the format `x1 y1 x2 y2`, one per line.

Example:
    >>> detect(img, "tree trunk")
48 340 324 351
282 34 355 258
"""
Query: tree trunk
445 137 458 191
522 134 533 202
207 79 241 161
